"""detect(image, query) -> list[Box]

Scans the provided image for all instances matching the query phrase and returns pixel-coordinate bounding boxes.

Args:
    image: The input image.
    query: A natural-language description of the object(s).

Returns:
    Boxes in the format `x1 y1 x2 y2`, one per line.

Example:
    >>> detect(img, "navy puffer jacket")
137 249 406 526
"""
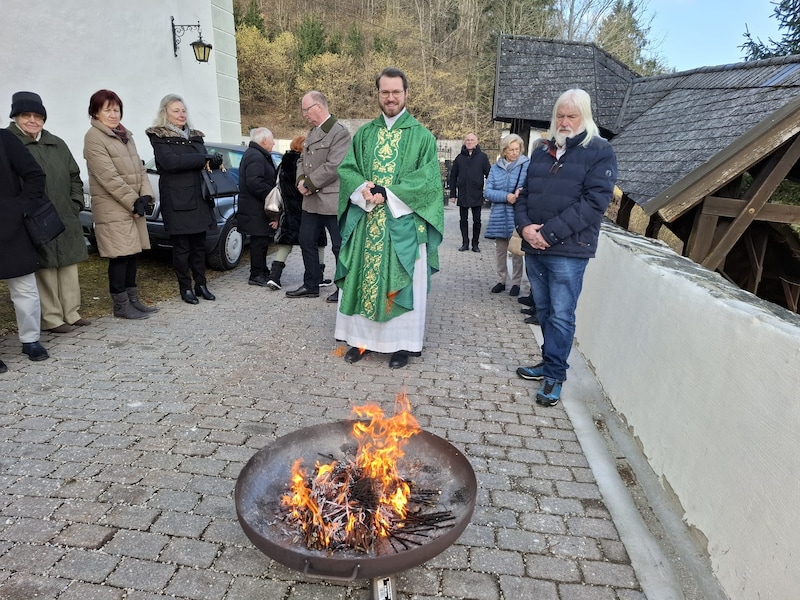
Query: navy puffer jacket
515 131 617 259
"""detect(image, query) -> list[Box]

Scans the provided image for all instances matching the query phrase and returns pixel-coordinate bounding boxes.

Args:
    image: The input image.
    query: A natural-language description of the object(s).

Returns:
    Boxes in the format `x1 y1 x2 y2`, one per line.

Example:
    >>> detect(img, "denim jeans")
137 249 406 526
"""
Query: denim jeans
525 253 589 382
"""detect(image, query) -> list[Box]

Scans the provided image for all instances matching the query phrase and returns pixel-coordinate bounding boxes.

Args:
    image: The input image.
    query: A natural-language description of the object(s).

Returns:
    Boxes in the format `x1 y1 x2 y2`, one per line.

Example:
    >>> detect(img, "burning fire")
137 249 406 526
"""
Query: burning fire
281 393 422 552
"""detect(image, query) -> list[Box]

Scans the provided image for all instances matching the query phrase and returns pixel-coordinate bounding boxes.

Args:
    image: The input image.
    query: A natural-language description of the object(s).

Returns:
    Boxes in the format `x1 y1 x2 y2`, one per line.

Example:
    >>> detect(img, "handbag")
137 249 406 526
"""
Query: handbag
23 199 66 247
201 161 239 200
509 229 524 256
264 185 283 215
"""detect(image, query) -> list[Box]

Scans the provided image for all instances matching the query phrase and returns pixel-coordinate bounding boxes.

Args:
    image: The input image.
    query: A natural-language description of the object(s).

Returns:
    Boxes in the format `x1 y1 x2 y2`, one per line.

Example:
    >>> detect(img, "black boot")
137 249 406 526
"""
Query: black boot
194 283 216 301
267 261 285 290
459 219 469 251
112 292 149 319
472 221 481 252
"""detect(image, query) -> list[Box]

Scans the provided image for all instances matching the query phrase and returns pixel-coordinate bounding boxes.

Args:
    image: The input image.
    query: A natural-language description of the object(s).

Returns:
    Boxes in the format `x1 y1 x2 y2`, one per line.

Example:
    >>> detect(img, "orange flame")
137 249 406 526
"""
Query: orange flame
281 392 421 550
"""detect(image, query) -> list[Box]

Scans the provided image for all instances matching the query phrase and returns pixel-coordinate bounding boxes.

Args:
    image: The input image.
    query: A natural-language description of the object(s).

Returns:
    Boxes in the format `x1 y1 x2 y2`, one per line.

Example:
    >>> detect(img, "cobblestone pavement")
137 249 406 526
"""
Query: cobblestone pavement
0 206 647 599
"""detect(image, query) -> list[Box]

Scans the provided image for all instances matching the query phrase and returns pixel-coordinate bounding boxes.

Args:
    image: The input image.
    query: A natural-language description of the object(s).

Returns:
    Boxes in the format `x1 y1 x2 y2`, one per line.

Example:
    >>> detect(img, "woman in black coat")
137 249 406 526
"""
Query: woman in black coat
146 94 219 304
0 129 50 367
237 127 277 287
266 135 327 290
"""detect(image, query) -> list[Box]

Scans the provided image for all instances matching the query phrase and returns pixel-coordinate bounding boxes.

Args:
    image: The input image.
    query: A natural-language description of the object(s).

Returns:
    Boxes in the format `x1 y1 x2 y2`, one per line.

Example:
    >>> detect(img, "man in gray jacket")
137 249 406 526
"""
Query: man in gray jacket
286 91 352 302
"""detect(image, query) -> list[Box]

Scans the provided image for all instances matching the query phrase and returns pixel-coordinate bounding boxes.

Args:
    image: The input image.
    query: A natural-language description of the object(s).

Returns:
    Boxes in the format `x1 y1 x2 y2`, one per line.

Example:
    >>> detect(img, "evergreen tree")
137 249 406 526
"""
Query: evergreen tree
742 0 800 59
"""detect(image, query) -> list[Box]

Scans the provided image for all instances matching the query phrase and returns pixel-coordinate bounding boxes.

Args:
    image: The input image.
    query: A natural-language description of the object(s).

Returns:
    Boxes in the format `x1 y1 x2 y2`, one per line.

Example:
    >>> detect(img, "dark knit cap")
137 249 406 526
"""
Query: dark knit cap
9 91 47 121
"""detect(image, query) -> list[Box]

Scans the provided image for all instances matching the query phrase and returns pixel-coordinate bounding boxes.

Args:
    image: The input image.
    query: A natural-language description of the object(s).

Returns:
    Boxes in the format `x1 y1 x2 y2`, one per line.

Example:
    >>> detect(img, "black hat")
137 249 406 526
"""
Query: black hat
9 91 47 121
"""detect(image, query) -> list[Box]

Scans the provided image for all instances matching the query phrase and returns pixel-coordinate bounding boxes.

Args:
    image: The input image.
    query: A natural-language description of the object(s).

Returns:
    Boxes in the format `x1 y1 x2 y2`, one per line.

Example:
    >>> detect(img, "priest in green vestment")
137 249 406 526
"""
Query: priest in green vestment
334 67 444 369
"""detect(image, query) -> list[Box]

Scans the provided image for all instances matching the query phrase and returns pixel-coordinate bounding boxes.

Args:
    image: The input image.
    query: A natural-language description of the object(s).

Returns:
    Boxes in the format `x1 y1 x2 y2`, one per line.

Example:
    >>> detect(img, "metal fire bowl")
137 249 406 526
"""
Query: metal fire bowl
235 420 477 581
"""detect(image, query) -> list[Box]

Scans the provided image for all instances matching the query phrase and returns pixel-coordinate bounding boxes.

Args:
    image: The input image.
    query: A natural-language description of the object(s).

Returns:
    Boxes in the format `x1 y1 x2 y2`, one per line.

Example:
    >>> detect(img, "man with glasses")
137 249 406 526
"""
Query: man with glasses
286 91 351 302
335 67 444 369
514 88 617 406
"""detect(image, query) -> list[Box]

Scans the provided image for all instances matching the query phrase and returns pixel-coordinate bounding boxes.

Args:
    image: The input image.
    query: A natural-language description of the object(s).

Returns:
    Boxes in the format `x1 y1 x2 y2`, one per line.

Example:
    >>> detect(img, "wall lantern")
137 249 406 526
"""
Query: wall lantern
171 16 213 63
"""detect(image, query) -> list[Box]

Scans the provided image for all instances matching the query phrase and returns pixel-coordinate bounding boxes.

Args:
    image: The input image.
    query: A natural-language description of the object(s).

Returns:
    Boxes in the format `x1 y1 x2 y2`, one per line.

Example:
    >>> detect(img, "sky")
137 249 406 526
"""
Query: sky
645 0 785 71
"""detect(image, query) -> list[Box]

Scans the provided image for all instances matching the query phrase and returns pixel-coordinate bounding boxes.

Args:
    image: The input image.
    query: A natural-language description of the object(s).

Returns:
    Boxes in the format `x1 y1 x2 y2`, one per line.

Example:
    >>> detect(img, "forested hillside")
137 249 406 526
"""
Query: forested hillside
234 0 663 141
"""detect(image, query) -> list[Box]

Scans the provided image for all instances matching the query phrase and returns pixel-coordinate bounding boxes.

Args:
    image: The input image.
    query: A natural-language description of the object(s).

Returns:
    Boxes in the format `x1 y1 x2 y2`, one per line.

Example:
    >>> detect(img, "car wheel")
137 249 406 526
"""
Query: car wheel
207 217 243 270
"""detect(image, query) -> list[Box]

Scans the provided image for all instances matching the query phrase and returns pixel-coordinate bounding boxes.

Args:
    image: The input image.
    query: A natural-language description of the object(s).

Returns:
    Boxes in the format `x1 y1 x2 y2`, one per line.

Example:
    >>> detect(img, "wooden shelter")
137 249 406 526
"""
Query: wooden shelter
494 35 800 312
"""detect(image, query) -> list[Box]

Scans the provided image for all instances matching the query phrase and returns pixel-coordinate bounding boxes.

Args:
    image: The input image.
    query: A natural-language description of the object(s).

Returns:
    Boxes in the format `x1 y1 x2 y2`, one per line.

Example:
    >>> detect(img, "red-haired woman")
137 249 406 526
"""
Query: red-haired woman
83 89 158 319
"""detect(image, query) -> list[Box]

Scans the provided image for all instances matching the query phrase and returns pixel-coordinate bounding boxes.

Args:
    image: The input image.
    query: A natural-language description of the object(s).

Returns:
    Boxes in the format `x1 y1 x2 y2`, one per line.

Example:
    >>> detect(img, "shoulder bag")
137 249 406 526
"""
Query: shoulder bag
264 164 283 215
0 137 65 246
23 198 66 247
201 161 239 200
507 164 525 256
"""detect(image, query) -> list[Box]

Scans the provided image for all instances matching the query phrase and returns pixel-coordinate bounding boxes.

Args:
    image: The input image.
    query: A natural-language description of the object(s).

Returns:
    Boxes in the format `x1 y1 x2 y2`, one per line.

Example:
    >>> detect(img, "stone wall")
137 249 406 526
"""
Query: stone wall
574 222 800 599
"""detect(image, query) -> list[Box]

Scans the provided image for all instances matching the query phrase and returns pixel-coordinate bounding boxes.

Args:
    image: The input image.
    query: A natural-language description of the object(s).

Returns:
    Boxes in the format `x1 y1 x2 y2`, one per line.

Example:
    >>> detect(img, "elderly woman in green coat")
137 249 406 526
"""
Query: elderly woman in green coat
8 91 90 333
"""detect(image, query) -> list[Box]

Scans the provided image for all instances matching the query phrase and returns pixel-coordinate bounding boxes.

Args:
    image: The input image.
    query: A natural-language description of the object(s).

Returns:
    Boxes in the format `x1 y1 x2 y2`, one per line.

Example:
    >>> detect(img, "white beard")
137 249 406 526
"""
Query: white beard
554 129 572 147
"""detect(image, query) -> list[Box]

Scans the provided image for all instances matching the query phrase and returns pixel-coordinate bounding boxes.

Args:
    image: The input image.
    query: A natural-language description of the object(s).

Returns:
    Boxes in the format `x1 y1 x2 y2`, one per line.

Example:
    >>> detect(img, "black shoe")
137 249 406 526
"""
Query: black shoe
286 286 319 298
181 289 199 304
458 243 469 251
524 315 540 325
520 307 536 315
22 341 49 361
248 274 270 287
320 278 334 287
518 294 534 307
344 346 370 363
471 245 480 252
326 289 339 303
388 351 409 369
0 359 7 374
195 284 216 301
509 285 520 297
491 283 505 294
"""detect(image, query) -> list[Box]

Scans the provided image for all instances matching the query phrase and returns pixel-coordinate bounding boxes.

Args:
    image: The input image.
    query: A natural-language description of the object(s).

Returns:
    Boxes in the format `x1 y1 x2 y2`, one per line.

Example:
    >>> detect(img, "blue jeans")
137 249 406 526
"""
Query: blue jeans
525 254 589 382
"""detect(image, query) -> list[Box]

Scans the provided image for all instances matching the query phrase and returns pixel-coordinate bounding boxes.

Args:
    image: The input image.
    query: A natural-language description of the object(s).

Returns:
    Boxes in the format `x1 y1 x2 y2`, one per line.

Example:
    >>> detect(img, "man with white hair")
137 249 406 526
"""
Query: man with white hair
238 127 278 286
514 88 617 406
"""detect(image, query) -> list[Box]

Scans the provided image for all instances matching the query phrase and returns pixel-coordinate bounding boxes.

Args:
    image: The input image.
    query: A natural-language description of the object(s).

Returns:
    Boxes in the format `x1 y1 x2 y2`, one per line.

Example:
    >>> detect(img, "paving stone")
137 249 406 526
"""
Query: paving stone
0 543 65 573
163 565 232 599
102 530 169 560
470 547 525 575
50 548 119 582
580 559 639 588
57 581 125 600
441 569 500 600
52 523 117 549
105 557 175 591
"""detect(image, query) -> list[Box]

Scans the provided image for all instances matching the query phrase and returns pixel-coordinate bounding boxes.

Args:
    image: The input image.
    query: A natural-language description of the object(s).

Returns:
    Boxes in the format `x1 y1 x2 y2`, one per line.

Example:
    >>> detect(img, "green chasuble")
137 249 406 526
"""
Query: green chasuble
336 111 444 322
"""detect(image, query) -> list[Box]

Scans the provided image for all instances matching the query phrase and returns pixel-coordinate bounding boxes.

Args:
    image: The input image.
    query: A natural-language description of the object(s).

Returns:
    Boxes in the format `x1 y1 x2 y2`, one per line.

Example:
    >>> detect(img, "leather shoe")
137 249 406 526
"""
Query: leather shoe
458 243 469 251
344 346 370 363
248 274 270 287
181 289 199 305
22 341 49 361
518 294 534 307
524 315 540 325
520 307 536 315
471 245 480 252
195 283 216 301
0 359 7 374
491 283 505 294
47 323 75 334
388 351 409 369
326 289 339 303
286 286 319 298
71 318 92 326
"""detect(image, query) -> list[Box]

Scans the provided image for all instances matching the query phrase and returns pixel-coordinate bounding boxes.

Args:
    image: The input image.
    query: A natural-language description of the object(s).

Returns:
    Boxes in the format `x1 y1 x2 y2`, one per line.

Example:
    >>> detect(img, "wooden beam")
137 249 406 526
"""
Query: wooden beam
686 211 719 262
701 196 800 223
650 99 800 221
743 230 768 293
701 134 800 270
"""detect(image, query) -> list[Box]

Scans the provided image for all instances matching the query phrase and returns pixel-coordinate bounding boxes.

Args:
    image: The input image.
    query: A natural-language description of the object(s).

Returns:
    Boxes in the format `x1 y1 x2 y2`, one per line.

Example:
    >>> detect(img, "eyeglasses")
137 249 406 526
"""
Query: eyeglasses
378 90 405 98
301 102 319 114
550 162 563 174
18 112 44 122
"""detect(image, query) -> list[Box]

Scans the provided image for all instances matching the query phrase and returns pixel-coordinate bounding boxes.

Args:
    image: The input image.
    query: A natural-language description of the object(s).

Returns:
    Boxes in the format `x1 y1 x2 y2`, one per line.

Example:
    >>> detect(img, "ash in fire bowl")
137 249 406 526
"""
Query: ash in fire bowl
235 399 477 580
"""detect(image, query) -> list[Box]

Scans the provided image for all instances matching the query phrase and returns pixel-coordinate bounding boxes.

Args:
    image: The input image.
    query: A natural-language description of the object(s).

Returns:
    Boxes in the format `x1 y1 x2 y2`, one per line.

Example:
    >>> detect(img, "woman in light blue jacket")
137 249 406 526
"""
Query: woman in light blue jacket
483 134 530 296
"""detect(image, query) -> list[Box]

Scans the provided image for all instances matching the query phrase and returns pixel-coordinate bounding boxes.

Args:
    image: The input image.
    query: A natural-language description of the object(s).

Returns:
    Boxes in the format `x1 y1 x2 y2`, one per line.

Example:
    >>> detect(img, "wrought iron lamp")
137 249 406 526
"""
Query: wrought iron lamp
171 17 213 63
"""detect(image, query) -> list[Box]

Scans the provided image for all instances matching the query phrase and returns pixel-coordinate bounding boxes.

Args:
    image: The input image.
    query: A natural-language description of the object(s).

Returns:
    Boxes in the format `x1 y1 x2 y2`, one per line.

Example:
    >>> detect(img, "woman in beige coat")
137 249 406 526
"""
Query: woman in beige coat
83 89 157 319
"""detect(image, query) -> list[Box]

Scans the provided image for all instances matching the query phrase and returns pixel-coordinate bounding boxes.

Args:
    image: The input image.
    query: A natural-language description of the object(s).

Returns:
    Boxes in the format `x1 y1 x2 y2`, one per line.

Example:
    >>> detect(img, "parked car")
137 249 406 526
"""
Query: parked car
79 142 282 270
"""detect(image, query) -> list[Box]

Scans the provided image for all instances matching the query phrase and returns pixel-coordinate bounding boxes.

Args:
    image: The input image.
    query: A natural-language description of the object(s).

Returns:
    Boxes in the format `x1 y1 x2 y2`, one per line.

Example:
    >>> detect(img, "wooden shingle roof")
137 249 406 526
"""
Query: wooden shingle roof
494 36 638 136
494 36 800 213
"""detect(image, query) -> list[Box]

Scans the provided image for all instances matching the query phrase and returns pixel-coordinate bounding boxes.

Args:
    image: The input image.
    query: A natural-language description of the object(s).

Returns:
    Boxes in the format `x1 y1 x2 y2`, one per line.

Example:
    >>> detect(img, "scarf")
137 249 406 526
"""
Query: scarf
166 123 190 139
111 124 129 144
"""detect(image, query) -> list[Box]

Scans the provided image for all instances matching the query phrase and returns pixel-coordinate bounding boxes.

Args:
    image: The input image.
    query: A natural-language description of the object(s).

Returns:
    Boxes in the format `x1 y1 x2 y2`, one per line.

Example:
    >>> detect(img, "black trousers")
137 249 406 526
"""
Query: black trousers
459 205 482 245
171 232 207 290
108 254 138 294
299 211 340 291
249 235 271 278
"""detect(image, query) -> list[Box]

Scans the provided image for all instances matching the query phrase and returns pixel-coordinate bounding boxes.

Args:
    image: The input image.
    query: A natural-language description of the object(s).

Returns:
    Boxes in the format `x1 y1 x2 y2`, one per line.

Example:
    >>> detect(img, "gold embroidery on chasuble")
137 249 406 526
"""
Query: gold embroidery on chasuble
359 127 402 320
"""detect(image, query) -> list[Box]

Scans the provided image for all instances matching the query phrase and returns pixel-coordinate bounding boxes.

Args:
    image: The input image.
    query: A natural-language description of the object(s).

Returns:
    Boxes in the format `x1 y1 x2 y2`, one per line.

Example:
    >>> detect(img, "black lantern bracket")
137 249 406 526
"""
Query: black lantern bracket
171 16 213 62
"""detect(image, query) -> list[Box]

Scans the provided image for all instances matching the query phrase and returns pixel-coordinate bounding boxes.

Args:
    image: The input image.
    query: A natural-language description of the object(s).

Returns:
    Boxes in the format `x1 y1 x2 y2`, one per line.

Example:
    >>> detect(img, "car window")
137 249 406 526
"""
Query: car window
206 145 244 171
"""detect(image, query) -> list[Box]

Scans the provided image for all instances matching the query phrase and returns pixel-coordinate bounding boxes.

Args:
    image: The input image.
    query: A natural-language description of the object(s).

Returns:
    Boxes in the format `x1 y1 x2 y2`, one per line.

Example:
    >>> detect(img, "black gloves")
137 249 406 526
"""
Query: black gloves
370 185 387 199
205 153 223 169
133 195 152 216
